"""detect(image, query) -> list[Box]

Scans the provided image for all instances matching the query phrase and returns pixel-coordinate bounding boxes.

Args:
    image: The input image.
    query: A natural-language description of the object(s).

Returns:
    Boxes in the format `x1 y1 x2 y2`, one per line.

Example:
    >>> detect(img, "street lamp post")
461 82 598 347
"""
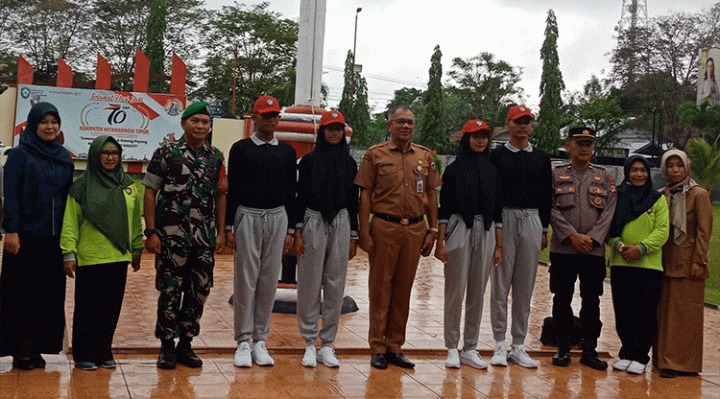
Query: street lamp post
350 7 362 106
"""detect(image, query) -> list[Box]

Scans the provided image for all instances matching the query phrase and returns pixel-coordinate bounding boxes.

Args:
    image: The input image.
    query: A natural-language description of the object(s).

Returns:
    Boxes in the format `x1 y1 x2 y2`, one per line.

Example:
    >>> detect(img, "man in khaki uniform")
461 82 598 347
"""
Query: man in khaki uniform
549 127 617 370
355 105 441 370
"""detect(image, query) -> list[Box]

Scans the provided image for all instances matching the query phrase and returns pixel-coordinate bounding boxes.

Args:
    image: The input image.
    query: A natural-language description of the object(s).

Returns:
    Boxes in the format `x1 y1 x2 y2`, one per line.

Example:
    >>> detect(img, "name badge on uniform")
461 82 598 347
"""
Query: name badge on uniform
416 177 424 193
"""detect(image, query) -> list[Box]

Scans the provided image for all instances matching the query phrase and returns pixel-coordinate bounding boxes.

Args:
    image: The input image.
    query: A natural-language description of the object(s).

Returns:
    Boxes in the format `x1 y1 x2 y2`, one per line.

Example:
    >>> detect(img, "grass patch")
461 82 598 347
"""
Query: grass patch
706 205 720 305
539 205 720 306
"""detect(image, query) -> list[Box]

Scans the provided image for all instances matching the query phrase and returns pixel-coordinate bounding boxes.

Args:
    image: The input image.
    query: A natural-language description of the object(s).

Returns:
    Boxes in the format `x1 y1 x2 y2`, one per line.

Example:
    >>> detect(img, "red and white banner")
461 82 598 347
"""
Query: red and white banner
15 84 186 161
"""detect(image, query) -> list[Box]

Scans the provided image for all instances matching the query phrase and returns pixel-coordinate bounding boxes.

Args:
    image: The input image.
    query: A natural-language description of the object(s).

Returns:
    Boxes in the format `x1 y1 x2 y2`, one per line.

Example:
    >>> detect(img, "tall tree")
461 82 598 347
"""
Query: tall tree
350 75 372 146
146 0 168 93
418 45 445 151
87 0 204 91
337 50 354 125
534 9 565 156
4 0 92 84
447 52 523 129
195 2 298 113
568 76 628 157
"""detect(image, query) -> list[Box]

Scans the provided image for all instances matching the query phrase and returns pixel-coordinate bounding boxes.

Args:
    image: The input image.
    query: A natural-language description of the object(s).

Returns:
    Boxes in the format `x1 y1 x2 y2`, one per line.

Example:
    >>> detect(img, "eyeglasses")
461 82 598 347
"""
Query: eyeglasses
390 119 415 126
100 150 120 158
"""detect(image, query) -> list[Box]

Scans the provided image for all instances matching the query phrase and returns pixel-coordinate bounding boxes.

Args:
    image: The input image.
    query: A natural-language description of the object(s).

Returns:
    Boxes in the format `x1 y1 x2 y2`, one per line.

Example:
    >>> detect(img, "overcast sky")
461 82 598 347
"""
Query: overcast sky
205 0 718 113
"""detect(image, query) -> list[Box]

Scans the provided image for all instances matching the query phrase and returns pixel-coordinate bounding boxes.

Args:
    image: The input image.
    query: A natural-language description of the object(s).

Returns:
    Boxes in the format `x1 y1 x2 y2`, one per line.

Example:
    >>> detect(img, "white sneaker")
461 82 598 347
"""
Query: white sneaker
627 361 646 375
317 346 340 368
445 349 460 369
508 344 538 368
490 341 508 366
301 346 317 367
251 341 274 366
460 350 488 370
233 342 252 368
613 359 631 371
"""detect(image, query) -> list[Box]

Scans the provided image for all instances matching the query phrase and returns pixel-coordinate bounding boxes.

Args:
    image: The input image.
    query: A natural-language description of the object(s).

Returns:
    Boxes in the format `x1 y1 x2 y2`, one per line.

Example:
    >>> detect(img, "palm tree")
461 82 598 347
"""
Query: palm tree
685 137 720 191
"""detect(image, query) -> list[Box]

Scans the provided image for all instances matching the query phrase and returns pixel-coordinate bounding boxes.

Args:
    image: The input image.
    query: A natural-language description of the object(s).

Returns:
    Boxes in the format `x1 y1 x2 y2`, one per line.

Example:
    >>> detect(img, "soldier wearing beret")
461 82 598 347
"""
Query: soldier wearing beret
143 101 228 369
549 127 617 370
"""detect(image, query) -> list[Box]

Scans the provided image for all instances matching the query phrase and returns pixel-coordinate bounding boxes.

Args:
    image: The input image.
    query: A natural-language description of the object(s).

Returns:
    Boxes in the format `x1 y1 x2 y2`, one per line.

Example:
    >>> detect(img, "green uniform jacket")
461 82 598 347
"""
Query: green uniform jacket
60 187 144 266
608 195 669 272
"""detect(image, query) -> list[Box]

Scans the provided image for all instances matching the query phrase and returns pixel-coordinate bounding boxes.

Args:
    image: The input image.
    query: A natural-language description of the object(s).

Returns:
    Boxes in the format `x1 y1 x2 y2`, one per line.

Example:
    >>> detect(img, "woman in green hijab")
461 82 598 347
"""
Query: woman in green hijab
60 135 144 371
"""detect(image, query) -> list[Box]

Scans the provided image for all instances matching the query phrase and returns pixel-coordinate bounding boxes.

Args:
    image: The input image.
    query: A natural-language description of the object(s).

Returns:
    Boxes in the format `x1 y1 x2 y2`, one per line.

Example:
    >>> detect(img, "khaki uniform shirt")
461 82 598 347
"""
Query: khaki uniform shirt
550 162 617 257
354 141 441 219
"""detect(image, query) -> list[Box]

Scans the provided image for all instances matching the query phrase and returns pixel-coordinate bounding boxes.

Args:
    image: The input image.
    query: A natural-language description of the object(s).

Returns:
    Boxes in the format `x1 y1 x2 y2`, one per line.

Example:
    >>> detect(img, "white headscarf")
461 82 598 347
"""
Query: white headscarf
660 149 699 245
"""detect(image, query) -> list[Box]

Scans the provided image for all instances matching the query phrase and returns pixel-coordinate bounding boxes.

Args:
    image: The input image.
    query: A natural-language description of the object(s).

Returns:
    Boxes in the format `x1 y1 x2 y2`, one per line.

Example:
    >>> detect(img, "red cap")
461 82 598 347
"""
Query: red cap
462 119 491 135
253 95 281 114
507 105 533 121
319 110 346 127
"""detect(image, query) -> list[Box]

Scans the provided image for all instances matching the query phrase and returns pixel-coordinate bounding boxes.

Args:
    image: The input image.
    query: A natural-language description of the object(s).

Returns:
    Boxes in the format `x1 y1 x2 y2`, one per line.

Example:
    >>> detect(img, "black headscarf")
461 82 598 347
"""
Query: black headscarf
20 102 73 168
610 155 662 238
453 133 498 230
311 124 353 223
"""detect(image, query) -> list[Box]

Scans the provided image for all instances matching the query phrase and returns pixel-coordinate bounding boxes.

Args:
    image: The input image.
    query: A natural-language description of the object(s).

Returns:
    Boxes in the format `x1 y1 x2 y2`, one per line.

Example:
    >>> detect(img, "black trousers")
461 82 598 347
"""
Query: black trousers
549 253 606 351
72 262 128 363
0 235 65 357
610 266 663 364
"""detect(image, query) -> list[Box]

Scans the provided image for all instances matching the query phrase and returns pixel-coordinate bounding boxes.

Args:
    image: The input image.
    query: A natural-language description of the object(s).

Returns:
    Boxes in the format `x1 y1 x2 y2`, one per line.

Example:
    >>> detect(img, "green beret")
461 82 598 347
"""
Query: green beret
181 101 210 120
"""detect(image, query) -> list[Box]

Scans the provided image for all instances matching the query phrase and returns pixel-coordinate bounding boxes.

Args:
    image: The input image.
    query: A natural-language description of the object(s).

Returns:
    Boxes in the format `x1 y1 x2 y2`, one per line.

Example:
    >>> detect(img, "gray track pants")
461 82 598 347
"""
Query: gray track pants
296 209 350 347
233 205 288 343
490 208 541 345
443 214 496 351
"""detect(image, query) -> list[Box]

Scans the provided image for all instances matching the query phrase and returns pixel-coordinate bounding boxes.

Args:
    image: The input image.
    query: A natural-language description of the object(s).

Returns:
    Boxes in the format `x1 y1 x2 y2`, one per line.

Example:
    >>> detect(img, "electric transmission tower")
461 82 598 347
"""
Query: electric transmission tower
613 0 649 84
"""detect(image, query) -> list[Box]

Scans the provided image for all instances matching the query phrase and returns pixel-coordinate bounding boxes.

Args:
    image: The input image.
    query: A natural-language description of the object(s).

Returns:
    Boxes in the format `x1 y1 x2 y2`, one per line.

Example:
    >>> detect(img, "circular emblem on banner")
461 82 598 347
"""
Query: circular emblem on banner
20 87 31 99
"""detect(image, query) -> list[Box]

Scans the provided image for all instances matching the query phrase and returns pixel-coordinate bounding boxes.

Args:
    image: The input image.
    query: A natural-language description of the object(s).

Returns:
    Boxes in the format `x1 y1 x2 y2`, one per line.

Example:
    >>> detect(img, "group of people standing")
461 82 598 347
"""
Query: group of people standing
0 99 712 381
435 106 712 379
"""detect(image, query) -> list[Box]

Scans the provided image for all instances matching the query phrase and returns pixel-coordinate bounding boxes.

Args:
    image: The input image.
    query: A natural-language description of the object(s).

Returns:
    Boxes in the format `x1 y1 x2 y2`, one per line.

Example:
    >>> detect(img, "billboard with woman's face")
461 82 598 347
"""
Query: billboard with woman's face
698 48 720 104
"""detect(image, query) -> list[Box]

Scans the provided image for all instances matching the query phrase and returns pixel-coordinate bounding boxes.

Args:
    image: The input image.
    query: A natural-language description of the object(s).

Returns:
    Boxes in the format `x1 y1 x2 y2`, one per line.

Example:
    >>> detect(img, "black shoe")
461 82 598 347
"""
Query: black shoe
30 354 46 368
12 356 34 370
157 346 177 370
385 352 415 369
370 353 388 369
580 351 608 370
552 349 571 367
176 344 203 368
660 368 678 378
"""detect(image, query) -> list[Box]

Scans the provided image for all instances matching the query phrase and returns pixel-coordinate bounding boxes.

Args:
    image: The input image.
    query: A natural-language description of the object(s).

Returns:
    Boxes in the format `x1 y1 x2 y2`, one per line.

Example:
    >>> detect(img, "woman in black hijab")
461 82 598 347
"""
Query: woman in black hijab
608 155 668 375
293 110 358 368
435 119 502 369
0 102 74 369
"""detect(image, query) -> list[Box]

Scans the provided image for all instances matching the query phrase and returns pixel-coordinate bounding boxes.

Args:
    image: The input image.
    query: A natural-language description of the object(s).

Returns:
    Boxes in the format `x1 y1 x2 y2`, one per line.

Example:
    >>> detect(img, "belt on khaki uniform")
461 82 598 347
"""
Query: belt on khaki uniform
373 213 424 225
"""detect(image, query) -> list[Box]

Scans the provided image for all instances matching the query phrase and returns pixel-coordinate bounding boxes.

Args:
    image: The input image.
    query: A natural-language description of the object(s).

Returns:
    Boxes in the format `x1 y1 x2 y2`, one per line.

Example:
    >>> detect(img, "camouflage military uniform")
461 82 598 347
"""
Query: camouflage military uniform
143 137 228 340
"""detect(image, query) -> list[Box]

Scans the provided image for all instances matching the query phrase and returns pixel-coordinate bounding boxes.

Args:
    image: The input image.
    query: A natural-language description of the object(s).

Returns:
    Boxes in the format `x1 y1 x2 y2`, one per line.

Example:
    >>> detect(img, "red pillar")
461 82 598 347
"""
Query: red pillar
170 52 186 96
96 53 112 90
56 57 73 88
133 48 150 93
17 55 33 85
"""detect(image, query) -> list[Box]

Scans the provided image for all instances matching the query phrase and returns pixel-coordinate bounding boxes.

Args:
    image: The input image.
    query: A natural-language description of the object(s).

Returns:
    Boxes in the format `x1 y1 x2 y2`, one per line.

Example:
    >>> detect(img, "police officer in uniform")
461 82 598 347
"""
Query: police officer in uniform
549 127 617 370
355 105 441 370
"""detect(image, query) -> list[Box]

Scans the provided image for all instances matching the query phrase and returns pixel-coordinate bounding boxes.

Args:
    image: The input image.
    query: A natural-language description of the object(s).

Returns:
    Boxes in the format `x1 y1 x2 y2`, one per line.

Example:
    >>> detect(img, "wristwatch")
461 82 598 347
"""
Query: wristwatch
144 228 159 237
